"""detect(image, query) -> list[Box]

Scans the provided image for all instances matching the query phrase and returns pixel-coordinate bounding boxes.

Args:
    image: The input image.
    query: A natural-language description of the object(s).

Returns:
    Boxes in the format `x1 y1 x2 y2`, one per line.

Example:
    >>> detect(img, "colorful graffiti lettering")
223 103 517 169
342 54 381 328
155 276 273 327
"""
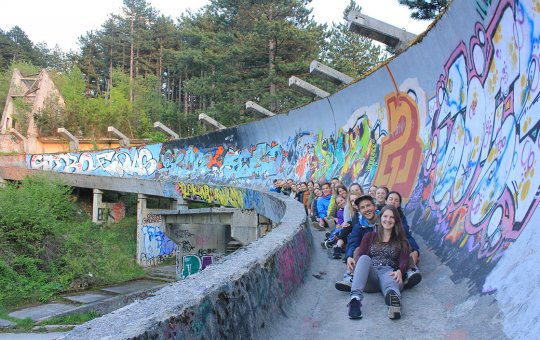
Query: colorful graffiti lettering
373 92 424 200
418 0 540 261
141 224 177 263
27 144 161 178
177 253 222 279
176 182 247 208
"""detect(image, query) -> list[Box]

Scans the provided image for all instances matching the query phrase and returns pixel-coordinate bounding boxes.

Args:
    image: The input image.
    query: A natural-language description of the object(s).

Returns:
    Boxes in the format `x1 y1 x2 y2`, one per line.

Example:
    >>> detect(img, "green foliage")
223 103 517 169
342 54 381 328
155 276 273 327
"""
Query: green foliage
397 0 448 20
320 1 386 78
39 311 98 325
0 175 145 310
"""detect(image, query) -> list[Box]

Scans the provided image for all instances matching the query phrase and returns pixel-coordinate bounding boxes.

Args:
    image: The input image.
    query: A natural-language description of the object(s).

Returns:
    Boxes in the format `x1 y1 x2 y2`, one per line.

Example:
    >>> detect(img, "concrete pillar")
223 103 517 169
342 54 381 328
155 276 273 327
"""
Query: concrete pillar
0 177 6 188
92 189 104 224
245 101 276 117
9 128 28 154
107 126 130 148
57 128 79 151
309 60 353 85
347 11 416 52
288 76 330 99
136 194 148 266
154 121 179 140
230 209 259 245
174 197 189 211
198 113 226 130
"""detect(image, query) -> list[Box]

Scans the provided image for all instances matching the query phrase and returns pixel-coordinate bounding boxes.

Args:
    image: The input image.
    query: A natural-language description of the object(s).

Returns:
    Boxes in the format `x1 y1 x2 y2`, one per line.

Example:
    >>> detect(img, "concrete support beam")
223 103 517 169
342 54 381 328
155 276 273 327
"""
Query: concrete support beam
347 11 416 52
136 194 147 266
9 128 28 153
153 121 179 140
0 177 6 188
309 60 353 85
245 101 276 117
92 189 104 224
288 76 330 99
198 113 226 131
57 127 79 151
173 197 188 211
107 126 130 148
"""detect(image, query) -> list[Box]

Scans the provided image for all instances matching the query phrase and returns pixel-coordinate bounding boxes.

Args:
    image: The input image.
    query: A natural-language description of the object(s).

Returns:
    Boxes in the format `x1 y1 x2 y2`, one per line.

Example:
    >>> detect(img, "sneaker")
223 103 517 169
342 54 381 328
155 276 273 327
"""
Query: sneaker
347 298 362 319
325 232 331 238
312 221 324 231
385 290 401 319
325 239 336 248
404 268 422 289
332 246 342 259
335 279 352 292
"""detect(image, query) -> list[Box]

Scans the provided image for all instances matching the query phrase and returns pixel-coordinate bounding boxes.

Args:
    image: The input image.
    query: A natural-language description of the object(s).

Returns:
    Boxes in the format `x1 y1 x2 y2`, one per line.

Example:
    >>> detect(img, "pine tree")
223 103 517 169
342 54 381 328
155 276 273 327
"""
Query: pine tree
397 0 448 20
321 0 385 78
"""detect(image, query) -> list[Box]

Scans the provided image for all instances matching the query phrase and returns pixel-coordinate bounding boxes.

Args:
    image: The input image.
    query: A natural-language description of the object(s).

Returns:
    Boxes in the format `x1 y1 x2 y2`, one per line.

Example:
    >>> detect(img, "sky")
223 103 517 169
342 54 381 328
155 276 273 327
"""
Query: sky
0 0 432 52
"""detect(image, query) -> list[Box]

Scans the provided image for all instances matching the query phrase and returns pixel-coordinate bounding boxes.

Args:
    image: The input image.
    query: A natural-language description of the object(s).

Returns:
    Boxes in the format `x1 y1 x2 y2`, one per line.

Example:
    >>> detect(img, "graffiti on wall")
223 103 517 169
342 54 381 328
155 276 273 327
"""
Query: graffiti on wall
97 202 125 222
140 213 177 265
415 0 540 262
27 144 161 178
176 182 247 208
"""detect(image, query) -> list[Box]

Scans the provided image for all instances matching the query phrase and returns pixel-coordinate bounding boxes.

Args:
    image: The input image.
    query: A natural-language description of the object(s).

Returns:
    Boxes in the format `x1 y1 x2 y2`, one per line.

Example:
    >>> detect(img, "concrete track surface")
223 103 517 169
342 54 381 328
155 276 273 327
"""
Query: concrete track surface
1 0 540 338
260 229 505 340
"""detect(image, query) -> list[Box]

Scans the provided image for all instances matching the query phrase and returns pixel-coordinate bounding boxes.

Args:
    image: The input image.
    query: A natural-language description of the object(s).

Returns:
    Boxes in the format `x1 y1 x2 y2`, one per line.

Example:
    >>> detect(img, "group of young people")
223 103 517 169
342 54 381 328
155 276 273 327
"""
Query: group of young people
270 178 422 320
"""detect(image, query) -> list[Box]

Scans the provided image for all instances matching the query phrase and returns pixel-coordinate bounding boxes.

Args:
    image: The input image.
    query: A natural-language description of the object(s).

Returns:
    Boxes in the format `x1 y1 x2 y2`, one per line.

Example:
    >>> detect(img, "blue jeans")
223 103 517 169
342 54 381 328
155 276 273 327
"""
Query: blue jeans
350 255 403 301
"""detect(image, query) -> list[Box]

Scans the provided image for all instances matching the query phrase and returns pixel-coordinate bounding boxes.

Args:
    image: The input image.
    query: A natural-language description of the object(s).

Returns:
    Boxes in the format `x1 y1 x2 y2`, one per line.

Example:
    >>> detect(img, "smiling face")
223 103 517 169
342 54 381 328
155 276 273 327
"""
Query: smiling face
349 194 359 207
349 184 363 195
368 186 377 198
381 209 396 230
358 198 376 221
376 188 388 204
337 187 347 198
380 208 396 231
314 188 322 197
322 184 332 197
386 192 401 208
336 196 346 209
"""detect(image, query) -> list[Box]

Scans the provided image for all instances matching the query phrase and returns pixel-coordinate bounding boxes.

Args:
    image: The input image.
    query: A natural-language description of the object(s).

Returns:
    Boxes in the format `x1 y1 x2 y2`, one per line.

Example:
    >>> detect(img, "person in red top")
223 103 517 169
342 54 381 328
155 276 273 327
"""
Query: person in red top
347 205 410 320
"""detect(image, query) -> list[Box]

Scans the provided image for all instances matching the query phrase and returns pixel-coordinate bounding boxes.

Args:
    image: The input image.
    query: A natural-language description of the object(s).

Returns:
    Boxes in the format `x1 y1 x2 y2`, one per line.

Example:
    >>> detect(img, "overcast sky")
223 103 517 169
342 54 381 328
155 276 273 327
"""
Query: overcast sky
0 0 431 52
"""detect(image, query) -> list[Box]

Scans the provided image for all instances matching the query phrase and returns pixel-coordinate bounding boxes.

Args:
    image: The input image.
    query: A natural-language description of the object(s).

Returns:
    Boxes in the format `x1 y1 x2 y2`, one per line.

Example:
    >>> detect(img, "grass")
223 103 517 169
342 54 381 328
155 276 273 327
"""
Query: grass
38 311 98 325
0 175 146 312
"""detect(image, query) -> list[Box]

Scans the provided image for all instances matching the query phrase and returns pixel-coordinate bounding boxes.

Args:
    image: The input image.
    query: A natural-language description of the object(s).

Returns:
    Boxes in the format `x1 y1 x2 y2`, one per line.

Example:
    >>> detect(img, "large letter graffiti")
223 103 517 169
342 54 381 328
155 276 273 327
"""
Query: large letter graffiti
419 0 540 262
374 92 424 200
28 144 161 178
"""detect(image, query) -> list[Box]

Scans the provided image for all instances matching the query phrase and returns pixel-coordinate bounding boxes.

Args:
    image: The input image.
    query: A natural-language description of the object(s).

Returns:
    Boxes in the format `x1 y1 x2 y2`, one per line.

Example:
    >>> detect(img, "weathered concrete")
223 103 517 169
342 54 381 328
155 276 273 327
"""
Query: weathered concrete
153 121 179 140
8 304 76 322
107 126 130 148
288 76 330 98
0 319 16 328
259 230 505 340
1 0 538 338
245 101 276 117
56 128 78 152
62 293 111 304
198 113 226 130
0 332 67 339
61 194 310 339
309 60 353 85
347 10 416 51
100 280 165 295
91 189 103 224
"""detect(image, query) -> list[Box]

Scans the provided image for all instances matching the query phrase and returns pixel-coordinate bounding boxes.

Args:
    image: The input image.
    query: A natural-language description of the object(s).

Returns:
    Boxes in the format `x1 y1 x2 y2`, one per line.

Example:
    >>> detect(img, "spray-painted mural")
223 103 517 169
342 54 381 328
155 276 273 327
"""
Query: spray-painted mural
139 212 177 266
404 0 540 281
20 0 540 308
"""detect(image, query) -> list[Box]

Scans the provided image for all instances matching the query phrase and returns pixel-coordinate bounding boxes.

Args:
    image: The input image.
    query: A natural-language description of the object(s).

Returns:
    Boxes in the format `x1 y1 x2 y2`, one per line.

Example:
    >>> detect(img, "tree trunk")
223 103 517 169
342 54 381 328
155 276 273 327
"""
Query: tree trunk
129 17 134 103
269 37 277 111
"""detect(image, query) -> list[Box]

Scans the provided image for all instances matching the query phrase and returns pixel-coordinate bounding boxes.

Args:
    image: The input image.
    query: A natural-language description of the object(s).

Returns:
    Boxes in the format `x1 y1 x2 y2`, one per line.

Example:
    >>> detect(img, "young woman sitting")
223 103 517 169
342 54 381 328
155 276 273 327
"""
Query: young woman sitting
347 205 410 320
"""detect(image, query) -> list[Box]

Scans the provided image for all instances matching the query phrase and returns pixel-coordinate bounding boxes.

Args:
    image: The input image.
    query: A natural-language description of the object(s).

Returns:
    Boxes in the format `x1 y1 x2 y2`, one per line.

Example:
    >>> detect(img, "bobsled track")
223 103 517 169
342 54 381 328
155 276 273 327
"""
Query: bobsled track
1 0 539 338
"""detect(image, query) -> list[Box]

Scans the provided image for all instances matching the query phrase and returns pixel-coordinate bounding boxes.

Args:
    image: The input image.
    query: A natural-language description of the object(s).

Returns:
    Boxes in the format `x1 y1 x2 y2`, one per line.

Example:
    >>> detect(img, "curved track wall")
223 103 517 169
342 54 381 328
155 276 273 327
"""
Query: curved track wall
11 0 540 337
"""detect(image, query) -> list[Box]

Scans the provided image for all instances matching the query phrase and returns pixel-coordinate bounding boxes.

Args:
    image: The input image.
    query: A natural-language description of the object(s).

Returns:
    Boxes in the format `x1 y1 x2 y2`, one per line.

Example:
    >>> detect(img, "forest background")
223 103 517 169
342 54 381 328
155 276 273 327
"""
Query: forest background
0 0 392 141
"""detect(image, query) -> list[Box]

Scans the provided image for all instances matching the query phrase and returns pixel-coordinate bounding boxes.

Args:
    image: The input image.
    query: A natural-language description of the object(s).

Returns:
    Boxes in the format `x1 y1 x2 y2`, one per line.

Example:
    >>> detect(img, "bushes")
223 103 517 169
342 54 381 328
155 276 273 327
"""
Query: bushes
0 175 145 310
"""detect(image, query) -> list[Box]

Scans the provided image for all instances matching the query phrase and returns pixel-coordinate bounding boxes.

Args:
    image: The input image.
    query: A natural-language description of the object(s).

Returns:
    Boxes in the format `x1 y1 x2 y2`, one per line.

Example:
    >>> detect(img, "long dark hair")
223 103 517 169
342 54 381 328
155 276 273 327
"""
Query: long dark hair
375 205 409 252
